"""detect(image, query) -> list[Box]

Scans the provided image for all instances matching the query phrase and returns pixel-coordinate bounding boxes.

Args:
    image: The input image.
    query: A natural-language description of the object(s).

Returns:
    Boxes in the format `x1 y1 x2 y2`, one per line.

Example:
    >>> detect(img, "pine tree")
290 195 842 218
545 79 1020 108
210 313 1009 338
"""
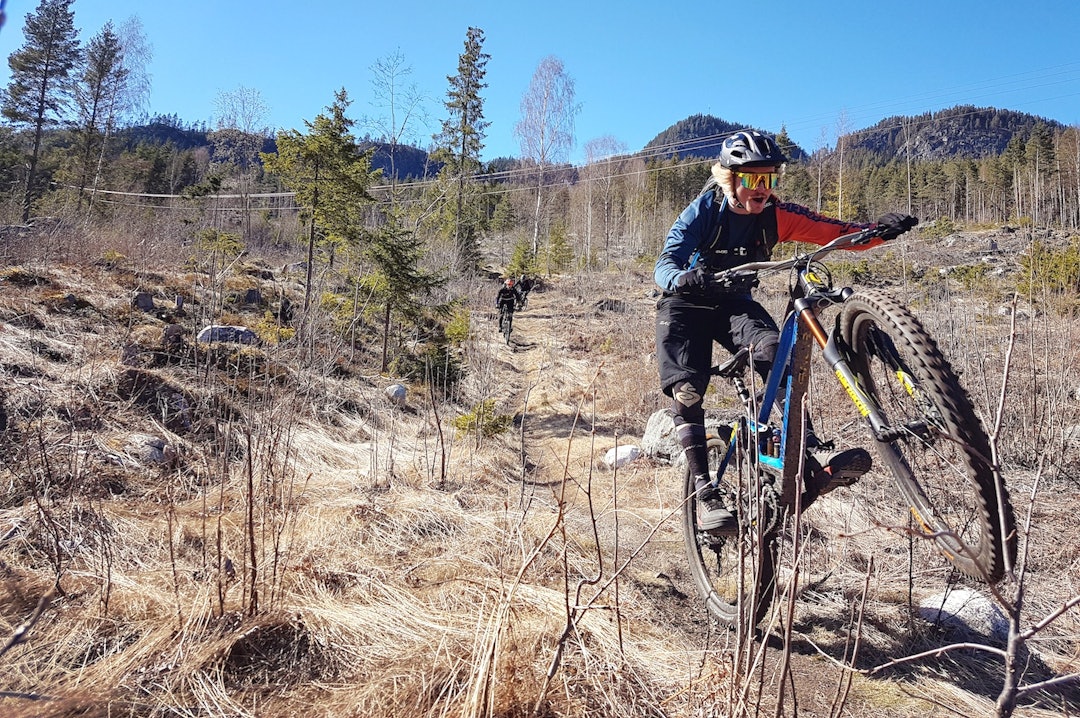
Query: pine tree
2 0 81 222
261 89 378 310
72 21 125 210
431 26 489 274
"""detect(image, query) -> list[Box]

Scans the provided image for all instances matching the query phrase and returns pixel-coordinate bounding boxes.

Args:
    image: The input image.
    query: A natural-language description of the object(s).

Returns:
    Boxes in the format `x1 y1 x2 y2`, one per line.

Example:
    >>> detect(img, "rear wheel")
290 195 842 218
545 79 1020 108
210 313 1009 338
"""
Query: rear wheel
682 432 778 626
840 290 1015 582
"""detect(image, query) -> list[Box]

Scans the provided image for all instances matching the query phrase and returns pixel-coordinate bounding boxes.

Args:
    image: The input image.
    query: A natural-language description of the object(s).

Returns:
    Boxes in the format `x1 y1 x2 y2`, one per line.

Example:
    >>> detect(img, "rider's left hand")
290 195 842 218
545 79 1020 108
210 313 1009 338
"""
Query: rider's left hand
875 213 918 240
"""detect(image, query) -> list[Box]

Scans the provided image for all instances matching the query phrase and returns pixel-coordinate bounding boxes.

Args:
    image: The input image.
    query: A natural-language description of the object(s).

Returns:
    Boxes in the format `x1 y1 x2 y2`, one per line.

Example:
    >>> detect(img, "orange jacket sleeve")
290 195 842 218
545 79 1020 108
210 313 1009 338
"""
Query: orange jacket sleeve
775 202 883 250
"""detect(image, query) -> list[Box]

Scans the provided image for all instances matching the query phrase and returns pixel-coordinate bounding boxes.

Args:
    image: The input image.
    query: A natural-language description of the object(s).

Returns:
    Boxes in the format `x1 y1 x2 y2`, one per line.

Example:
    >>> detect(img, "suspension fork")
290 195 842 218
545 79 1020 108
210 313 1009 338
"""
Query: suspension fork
794 296 895 440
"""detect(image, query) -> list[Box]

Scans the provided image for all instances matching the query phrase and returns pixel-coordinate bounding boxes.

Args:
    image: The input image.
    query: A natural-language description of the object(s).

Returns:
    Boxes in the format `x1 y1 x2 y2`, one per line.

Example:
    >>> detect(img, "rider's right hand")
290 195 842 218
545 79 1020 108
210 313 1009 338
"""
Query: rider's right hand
675 266 708 295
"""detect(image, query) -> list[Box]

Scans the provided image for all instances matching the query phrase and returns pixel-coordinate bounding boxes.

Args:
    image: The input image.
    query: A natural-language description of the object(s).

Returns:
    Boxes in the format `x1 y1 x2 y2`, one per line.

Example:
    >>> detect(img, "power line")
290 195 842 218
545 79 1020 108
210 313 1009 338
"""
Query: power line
68 60 1080 208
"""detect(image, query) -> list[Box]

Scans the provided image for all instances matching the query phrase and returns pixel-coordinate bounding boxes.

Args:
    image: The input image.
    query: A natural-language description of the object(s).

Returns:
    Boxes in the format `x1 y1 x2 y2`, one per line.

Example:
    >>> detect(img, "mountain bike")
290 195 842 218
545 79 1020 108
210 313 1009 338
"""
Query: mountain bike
682 227 1017 627
498 302 514 344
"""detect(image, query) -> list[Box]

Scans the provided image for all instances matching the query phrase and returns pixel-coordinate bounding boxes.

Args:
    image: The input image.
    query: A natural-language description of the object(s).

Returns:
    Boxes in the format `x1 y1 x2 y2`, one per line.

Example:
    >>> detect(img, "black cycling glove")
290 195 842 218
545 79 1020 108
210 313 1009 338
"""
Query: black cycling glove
675 266 708 295
875 213 918 240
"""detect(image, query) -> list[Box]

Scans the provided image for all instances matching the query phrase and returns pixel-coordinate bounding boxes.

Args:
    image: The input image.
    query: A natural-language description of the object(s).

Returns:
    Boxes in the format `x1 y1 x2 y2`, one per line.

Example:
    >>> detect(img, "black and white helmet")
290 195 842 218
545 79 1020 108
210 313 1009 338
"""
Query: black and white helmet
719 130 787 169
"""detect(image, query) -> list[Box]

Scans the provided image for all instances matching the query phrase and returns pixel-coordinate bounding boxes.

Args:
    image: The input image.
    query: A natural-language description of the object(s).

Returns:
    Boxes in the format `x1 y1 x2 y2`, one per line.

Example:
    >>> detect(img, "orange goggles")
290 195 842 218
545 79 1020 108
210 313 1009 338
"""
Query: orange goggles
734 170 781 190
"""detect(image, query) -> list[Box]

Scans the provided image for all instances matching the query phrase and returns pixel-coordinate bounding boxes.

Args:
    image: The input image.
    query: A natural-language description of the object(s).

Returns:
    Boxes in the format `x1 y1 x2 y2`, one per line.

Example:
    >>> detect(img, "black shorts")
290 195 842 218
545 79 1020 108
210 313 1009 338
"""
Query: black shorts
655 293 779 396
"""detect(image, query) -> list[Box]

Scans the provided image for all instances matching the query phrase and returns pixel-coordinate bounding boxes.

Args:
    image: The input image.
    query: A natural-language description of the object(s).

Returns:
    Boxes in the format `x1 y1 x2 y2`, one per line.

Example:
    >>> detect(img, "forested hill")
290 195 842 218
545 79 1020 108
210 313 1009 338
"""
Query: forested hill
643 106 1065 164
643 114 811 162
847 105 1066 160
113 118 437 182
89 103 1070 188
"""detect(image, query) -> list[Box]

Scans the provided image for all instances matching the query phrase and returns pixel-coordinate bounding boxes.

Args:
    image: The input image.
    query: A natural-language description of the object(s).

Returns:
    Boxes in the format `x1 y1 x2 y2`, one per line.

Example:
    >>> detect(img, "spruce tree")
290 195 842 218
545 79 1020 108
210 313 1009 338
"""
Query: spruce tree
431 26 489 274
2 0 81 222
72 21 125 210
365 212 445 372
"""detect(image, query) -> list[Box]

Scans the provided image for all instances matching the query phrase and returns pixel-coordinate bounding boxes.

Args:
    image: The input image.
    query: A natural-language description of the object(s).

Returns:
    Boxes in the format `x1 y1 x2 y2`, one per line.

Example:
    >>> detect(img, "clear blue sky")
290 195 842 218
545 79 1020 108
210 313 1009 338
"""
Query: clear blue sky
2 0 1078 164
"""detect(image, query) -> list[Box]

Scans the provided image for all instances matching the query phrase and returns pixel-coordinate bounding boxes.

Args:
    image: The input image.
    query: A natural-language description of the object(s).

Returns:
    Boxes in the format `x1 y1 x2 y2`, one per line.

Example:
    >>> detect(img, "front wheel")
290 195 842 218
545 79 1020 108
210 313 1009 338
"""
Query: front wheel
682 433 778 626
840 290 1016 582
499 307 512 344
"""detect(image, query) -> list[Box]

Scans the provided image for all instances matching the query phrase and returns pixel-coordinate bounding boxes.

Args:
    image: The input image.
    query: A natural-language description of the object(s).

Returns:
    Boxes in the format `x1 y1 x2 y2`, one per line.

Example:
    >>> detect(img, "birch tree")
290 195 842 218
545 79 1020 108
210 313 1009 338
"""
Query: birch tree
365 48 428 205
211 86 270 242
514 55 578 257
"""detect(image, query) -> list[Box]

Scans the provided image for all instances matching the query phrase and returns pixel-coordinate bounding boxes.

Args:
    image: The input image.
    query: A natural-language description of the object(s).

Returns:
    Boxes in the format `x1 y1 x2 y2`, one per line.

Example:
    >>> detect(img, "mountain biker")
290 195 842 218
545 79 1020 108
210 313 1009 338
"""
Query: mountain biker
516 275 535 309
654 130 917 533
496 278 523 324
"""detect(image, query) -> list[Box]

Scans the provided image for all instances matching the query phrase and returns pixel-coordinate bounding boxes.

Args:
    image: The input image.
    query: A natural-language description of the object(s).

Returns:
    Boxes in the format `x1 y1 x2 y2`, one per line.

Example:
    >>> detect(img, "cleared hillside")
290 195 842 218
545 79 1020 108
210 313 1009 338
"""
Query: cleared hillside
0 224 1079 717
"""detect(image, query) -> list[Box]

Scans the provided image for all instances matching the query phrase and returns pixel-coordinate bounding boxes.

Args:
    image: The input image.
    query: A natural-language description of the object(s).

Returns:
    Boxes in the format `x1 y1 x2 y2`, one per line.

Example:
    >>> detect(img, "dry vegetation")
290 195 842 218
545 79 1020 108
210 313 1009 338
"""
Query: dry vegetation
1 219 1079 717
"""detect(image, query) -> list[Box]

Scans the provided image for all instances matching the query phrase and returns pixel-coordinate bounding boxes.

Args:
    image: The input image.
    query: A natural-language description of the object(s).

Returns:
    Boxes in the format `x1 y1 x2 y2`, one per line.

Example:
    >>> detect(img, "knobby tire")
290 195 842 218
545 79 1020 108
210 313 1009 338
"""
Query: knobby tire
499 306 512 345
840 289 1016 582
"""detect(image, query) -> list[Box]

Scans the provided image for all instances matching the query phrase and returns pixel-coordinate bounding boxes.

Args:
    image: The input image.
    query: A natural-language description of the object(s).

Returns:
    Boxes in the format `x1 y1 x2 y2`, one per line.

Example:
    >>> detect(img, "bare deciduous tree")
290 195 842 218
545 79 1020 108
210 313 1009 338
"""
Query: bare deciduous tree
514 55 578 258
210 86 269 242
582 135 628 269
365 48 429 205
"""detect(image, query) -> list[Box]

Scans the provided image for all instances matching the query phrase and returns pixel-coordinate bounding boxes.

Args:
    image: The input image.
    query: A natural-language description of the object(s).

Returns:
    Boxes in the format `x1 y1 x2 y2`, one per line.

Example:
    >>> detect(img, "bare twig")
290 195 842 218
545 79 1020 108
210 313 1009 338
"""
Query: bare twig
0 589 54 661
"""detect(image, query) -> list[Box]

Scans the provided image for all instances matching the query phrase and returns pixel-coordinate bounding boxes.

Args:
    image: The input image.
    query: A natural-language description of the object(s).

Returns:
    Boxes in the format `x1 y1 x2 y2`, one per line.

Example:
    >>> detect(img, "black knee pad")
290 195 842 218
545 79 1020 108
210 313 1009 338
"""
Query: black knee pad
671 380 705 426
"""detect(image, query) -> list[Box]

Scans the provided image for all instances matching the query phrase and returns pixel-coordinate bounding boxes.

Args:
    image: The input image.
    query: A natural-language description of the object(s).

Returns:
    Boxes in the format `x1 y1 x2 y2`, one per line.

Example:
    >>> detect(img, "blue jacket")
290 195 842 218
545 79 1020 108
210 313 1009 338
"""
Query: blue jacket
654 190 872 293
654 190 736 293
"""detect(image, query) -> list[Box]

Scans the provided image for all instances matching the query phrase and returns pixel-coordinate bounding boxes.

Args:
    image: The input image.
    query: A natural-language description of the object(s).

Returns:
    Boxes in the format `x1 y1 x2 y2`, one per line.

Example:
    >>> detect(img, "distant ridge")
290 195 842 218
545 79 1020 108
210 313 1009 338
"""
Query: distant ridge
846 105 1065 160
109 104 1071 183
644 105 1066 164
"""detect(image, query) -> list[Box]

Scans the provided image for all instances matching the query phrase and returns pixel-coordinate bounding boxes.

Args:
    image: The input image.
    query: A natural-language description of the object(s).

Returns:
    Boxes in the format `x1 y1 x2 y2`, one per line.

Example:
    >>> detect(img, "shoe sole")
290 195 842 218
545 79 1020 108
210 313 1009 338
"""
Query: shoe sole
820 450 873 493
828 450 872 480
697 506 738 533
699 519 738 535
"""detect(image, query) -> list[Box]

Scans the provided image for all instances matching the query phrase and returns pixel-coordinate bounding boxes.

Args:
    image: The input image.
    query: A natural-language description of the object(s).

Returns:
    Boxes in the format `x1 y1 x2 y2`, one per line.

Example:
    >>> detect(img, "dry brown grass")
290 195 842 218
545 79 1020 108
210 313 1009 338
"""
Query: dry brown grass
1 225 1079 717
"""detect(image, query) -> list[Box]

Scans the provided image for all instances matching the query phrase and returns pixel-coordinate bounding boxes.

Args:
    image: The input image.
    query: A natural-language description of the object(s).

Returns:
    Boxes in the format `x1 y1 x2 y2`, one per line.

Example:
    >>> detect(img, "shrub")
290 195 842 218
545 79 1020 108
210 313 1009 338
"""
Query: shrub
445 305 470 345
921 216 956 240
253 311 296 345
452 399 512 437
950 263 991 293
1017 237 1080 308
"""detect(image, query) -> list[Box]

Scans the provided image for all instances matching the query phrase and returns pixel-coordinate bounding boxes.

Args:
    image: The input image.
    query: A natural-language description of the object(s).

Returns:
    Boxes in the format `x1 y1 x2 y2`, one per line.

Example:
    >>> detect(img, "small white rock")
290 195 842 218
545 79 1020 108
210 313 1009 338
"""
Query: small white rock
604 445 641 469
918 588 1009 641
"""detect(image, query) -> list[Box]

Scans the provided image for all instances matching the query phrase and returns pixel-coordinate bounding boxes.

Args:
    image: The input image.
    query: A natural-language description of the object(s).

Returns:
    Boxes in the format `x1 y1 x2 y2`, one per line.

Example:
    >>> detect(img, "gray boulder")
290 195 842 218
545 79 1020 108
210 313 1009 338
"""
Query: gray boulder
384 383 407 407
641 408 729 465
132 292 155 312
196 325 260 345
918 589 1009 641
641 409 680 462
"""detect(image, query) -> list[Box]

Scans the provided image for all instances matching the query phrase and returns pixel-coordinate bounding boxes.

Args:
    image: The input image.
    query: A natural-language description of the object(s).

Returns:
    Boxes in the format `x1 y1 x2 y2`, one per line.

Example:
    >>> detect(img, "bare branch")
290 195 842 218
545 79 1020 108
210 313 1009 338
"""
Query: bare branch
0 589 54 661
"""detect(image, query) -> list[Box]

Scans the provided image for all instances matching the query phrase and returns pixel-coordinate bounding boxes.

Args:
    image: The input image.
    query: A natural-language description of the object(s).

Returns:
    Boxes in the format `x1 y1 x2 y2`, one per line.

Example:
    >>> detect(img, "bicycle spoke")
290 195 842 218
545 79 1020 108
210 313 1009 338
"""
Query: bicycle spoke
683 434 779 626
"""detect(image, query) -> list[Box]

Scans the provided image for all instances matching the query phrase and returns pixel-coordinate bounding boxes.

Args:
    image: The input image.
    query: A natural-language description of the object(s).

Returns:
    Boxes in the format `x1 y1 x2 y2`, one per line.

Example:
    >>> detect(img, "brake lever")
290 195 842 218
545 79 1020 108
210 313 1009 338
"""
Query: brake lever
711 268 757 287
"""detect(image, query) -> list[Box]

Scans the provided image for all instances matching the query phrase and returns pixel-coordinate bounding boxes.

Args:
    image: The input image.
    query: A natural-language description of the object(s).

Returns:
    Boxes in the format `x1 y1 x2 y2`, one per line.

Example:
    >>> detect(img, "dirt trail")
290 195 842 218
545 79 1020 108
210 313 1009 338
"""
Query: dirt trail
484 283 604 484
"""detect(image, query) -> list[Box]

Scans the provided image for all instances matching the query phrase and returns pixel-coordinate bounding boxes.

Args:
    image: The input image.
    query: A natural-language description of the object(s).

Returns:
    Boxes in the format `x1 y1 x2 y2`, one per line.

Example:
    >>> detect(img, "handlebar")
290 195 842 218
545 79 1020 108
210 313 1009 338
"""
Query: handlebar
708 226 889 286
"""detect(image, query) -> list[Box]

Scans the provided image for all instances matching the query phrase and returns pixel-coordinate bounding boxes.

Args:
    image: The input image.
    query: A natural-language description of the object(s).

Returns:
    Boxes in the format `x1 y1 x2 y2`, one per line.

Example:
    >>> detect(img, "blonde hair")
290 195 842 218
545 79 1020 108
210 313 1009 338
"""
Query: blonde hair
711 163 737 203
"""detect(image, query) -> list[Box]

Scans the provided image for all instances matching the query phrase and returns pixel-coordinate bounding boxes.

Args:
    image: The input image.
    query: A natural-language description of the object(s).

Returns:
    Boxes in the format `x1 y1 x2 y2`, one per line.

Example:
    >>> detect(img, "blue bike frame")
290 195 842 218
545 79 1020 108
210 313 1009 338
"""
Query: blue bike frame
710 308 804 493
